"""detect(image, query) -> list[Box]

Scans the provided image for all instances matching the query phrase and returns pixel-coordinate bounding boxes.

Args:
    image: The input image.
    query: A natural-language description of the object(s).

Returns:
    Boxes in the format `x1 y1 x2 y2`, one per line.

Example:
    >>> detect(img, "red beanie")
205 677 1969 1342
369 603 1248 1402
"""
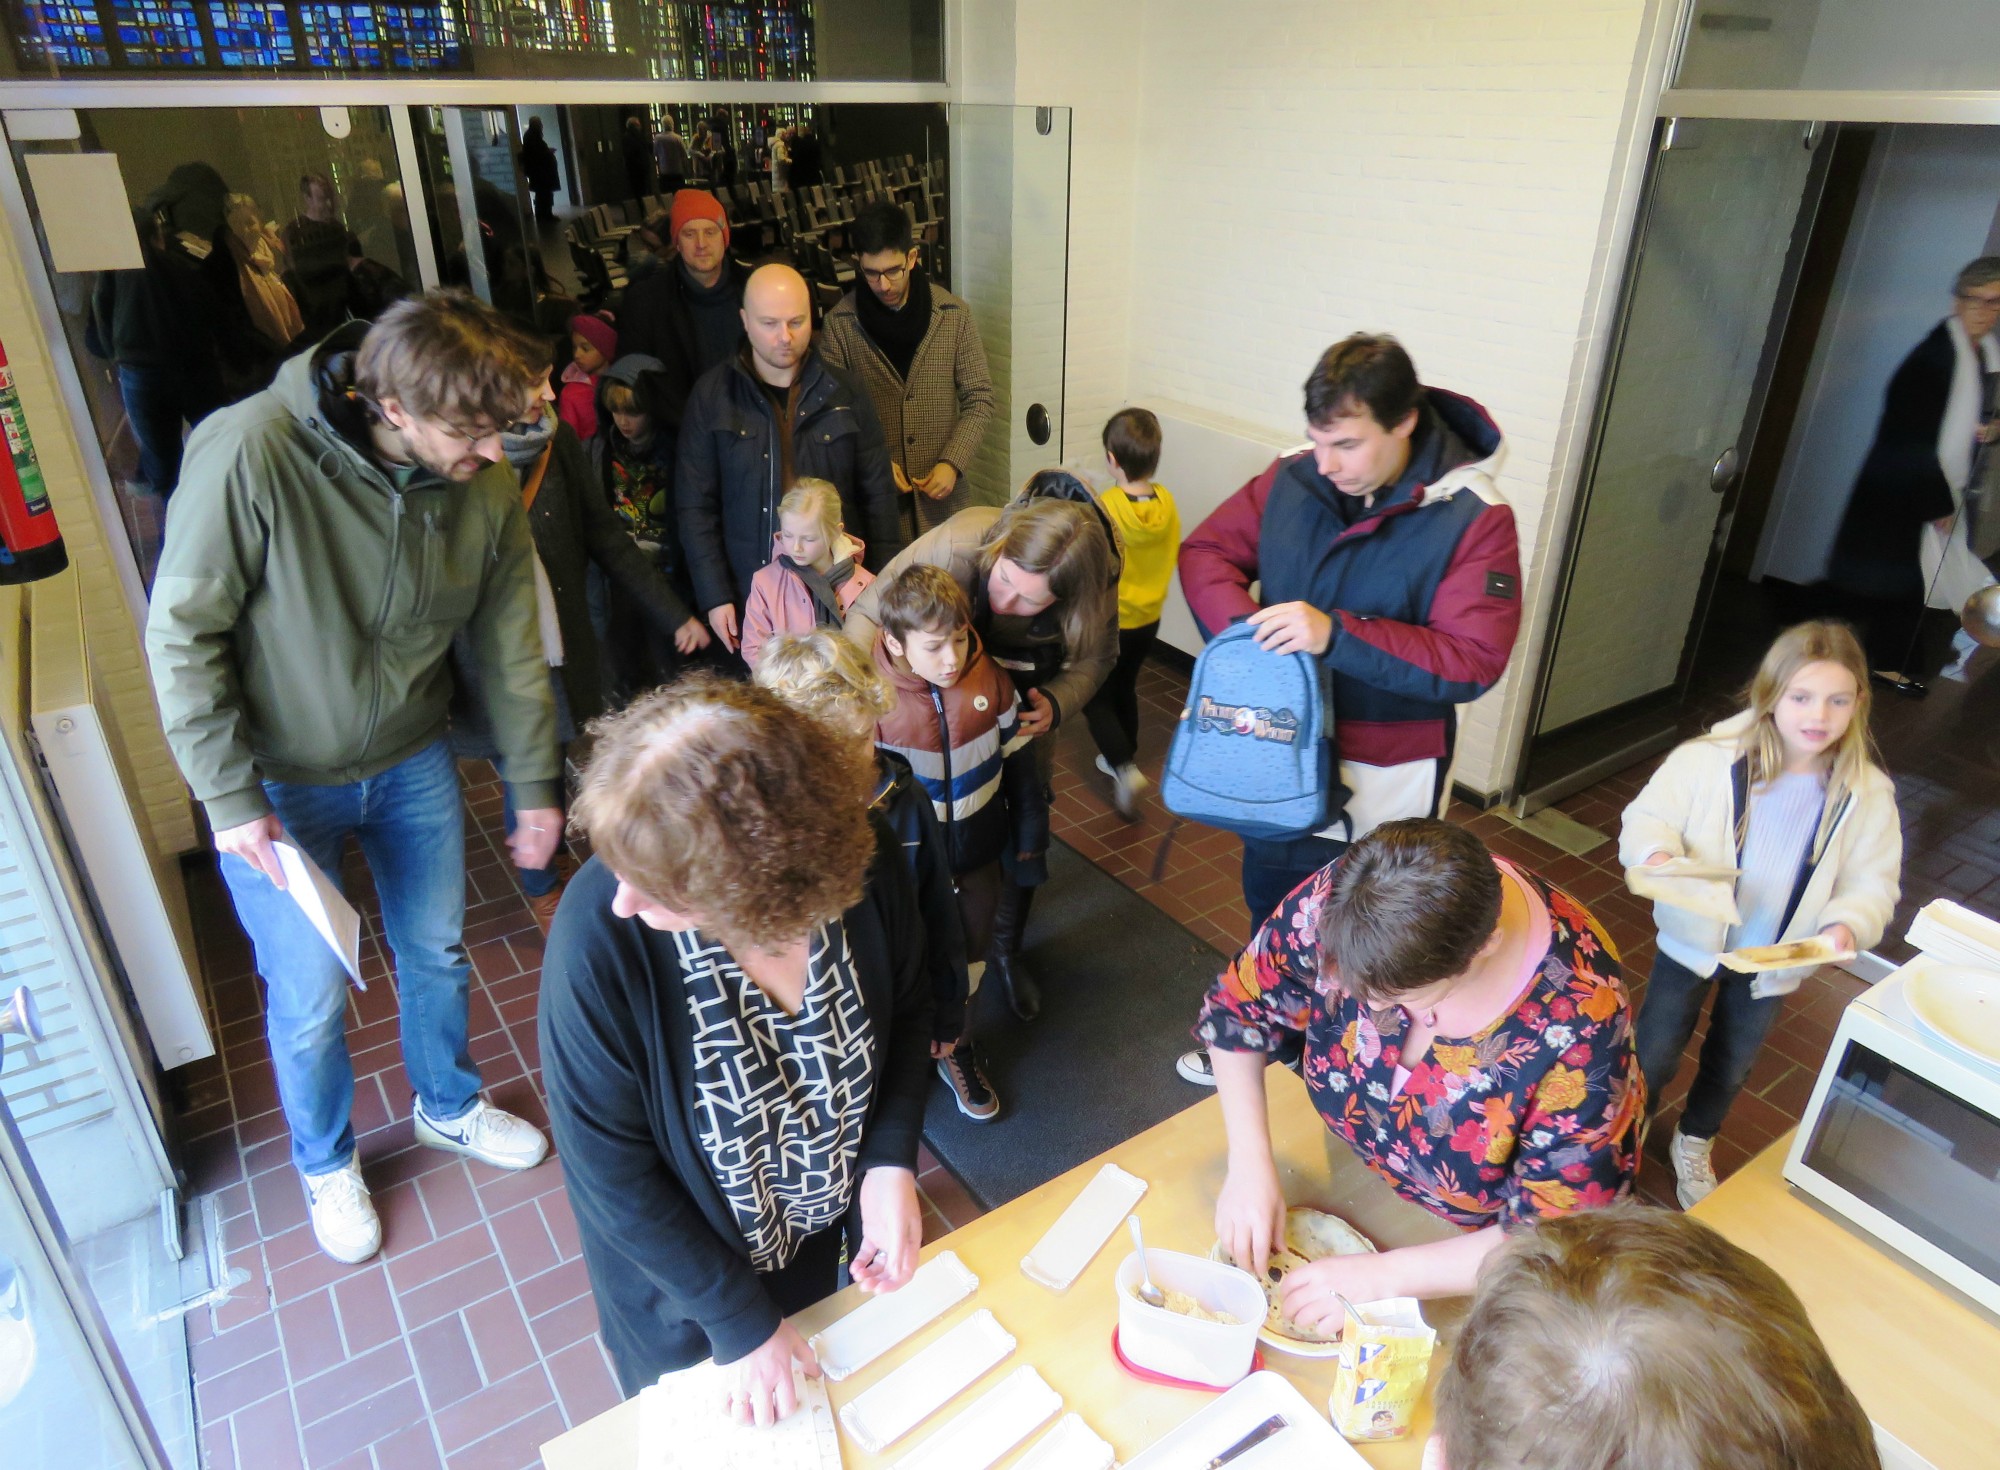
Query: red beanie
668 188 730 246
568 312 617 361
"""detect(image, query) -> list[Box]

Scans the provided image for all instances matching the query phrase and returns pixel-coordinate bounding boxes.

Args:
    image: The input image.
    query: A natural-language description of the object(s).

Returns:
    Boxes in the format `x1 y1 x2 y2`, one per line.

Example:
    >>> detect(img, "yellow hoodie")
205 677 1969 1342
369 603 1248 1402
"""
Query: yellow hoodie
1098 482 1182 629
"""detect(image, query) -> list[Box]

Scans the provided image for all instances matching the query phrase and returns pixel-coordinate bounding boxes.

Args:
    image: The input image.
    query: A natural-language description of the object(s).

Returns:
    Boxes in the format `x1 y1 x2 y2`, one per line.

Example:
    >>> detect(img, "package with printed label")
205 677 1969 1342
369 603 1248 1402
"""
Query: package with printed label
1327 1296 1435 1441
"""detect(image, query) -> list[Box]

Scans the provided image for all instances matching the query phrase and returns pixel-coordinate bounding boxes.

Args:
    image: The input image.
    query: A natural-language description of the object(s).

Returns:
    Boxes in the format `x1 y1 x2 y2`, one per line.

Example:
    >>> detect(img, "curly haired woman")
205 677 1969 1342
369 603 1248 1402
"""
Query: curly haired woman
540 676 933 1419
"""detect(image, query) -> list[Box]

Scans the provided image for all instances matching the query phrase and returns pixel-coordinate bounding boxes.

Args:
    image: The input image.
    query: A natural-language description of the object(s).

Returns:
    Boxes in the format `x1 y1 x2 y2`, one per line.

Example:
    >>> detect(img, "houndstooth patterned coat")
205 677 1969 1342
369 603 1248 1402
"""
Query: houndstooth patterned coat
819 283 998 532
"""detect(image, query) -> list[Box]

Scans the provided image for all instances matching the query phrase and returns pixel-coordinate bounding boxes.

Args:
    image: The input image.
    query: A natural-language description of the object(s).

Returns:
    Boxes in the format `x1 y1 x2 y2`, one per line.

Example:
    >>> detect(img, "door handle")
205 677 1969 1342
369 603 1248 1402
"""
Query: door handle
1026 403 1051 446
1710 446 1740 495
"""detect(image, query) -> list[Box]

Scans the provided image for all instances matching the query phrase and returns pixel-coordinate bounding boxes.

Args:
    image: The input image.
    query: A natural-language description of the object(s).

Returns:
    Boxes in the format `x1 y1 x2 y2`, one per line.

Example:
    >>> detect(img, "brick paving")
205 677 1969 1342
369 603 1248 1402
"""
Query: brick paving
172 652 1987 1466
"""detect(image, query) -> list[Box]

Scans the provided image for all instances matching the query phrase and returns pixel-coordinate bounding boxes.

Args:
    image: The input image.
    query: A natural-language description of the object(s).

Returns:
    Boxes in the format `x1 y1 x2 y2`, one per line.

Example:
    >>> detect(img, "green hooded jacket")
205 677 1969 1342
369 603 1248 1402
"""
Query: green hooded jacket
144 342 560 831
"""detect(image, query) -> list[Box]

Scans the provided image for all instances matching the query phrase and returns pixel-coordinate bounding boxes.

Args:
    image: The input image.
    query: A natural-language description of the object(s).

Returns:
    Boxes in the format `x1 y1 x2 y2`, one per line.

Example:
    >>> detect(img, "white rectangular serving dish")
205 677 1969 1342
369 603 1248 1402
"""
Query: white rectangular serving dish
1121 1370 1371 1470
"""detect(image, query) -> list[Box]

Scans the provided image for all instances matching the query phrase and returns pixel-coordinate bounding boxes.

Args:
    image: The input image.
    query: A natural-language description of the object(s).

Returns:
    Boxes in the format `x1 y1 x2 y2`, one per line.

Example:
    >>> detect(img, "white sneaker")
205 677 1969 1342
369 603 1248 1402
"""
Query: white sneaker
1669 1129 1719 1210
302 1160 381 1264
1176 1049 1216 1086
1097 756 1150 820
1943 629 1979 682
413 1097 549 1171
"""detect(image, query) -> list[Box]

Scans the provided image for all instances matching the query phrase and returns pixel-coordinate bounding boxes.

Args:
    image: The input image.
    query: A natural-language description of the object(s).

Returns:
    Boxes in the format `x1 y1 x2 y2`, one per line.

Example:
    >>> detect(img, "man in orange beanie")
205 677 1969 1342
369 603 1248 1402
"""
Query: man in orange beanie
618 188 752 456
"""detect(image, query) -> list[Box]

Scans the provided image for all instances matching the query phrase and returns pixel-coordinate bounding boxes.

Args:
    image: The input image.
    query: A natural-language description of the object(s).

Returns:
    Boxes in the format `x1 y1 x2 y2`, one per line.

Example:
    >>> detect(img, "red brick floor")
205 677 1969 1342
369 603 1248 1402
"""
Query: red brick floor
174 657 1892 1466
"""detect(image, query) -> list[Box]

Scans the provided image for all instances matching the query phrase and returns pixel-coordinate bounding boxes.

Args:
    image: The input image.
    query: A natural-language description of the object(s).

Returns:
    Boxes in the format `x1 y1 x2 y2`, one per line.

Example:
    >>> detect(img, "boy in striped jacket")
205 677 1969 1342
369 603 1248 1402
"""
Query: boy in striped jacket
871 564 1048 1116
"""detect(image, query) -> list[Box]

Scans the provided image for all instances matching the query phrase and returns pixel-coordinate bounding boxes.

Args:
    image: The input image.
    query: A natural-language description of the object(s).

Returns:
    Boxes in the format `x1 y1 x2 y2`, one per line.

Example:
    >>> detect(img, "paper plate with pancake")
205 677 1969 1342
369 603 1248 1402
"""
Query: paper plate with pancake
1209 1207 1375 1357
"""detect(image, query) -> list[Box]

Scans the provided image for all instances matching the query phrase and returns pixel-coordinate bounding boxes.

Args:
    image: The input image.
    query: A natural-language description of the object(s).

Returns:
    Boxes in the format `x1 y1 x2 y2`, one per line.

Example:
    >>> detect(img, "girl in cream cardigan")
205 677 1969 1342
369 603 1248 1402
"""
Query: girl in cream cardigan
1619 621 1902 1208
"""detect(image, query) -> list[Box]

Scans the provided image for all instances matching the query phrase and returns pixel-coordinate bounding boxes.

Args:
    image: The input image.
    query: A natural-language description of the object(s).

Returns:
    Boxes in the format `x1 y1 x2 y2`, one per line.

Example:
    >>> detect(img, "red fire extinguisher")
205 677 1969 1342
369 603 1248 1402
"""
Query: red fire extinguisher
0 341 66 585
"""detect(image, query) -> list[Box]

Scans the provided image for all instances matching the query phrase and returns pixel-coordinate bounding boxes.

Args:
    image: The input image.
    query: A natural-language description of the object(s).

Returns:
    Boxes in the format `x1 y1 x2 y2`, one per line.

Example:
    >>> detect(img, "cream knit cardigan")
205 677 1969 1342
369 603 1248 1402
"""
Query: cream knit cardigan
1618 711 1903 998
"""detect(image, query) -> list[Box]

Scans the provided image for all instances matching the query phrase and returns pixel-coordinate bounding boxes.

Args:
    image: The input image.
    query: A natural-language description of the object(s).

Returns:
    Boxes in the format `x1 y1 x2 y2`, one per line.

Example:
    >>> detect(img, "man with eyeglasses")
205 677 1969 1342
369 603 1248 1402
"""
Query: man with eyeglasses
146 291 560 1266
1828 254 2000 696
821 201 996 535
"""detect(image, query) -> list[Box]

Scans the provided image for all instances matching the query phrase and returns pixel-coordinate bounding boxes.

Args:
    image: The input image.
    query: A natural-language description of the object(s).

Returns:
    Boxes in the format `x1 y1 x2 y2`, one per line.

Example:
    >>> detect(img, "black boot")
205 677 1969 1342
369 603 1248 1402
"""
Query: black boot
988 882 1041 1021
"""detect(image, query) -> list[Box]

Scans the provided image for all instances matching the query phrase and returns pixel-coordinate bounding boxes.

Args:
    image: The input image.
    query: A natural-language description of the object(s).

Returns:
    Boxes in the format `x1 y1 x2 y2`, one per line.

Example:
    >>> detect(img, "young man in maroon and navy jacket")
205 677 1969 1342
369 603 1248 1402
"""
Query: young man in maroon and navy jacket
1177 334 1523 1023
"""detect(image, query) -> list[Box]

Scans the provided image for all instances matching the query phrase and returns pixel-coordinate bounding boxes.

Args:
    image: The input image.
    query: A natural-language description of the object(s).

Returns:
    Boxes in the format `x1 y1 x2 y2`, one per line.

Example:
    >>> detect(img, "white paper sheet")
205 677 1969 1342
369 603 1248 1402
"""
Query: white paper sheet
23 153 142 273
837 1308 1015 1454
1013 1415 1118 1470
808 1249 978 1380
1020 1163 1148 1292
889 1365 1061 1470
274 841 364 989
637 1359 841 1470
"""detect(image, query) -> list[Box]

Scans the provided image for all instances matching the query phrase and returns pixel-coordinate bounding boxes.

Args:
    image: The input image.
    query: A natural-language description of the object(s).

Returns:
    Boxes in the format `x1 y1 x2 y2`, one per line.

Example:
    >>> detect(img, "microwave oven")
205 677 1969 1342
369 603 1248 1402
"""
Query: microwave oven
1785 958 2000 1317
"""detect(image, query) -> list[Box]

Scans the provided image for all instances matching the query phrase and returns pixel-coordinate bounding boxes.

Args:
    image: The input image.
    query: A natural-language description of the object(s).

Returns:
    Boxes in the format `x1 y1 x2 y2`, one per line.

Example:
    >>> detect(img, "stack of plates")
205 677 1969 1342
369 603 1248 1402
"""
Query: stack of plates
1907 899 2000 970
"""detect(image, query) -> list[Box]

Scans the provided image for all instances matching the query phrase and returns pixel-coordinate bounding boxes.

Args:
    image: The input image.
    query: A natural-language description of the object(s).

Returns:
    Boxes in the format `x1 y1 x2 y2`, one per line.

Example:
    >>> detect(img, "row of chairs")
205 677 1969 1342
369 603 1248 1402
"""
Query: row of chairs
561 154 948 312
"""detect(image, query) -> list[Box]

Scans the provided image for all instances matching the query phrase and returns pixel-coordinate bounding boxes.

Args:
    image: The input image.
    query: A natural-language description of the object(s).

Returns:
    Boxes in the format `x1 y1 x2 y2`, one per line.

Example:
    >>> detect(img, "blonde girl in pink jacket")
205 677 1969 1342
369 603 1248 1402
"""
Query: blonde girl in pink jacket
741 479 875 669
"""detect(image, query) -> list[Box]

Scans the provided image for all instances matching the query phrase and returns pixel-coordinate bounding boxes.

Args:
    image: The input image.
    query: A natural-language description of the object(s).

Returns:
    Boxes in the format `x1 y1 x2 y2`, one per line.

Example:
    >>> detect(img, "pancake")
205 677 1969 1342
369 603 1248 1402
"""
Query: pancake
1214 1207 1375 1347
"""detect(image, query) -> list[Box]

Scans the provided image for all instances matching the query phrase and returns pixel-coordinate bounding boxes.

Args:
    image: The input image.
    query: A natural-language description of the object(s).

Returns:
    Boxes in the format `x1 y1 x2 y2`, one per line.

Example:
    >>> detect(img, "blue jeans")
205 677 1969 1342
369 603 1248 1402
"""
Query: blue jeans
1633 951 1783 1140
117 362 222 498
1240 832 1347 942
220 739 481 1175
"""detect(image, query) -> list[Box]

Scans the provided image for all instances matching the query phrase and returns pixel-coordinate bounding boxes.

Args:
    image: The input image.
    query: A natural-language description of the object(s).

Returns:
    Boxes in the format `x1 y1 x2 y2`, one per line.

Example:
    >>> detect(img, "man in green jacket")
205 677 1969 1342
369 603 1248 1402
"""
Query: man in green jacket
146 291 562 1266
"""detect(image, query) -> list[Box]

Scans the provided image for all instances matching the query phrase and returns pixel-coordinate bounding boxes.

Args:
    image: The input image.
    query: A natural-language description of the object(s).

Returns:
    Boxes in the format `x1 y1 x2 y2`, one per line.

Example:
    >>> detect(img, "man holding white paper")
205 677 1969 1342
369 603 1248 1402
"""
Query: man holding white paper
146 291 562 1266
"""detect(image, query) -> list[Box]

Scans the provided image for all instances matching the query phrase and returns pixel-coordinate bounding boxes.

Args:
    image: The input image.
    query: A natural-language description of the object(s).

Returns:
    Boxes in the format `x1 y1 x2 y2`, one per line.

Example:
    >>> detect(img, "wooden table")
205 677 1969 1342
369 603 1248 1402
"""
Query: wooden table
1691 1131 2000 1470
543 1066 1463 1468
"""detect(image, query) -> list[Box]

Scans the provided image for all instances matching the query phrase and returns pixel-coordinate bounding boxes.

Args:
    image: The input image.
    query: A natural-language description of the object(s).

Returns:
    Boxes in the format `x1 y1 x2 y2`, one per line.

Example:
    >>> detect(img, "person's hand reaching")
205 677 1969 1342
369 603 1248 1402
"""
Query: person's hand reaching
723 1322 819 1427
1214 1152 1285 1281
675 617 712 655
708 604 740 653
852 1166 921 1294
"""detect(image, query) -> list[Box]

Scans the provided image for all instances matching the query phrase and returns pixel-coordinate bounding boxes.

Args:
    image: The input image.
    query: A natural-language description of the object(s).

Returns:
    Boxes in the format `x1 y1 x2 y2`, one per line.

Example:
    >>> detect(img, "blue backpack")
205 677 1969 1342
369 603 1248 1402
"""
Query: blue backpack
1161 623 1333 840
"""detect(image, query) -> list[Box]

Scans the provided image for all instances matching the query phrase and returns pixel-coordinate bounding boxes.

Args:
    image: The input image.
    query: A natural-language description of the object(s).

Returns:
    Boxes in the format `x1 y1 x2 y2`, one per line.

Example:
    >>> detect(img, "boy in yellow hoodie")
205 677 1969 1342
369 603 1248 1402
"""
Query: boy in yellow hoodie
1087 407 1181 819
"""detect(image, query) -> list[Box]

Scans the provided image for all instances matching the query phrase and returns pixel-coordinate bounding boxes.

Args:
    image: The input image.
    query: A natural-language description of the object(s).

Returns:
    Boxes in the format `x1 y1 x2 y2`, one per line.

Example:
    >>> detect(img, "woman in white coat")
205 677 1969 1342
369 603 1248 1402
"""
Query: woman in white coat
1619 621 1901 1208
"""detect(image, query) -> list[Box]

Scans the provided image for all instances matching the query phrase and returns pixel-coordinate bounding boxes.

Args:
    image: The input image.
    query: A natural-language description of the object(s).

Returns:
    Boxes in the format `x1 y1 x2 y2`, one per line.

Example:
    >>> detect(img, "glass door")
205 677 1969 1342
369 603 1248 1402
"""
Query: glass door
947 105 1071 501
0 582 185 1468
4 105 425 587
1520 116 1827 806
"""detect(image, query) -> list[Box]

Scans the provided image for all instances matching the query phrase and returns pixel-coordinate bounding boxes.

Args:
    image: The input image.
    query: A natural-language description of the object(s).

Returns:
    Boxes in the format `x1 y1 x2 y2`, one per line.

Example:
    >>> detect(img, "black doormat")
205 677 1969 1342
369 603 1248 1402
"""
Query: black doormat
922 840 1231 1210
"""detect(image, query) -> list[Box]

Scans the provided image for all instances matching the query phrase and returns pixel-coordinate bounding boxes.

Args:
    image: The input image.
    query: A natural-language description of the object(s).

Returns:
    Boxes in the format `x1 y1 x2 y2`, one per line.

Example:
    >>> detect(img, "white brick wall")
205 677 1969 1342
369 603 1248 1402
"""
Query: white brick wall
992 0 1662 796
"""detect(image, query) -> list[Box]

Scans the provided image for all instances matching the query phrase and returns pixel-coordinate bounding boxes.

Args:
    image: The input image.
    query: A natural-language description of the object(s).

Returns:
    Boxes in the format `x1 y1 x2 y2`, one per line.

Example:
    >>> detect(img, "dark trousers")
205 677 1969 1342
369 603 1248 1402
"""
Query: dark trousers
118 362 223 498
1825 585 1960 678
1634 950 1784 1140
609 1222 846 1397
1083 621 1159 769
954 860 1006 964
532 188 556 222
1240 832 1347 941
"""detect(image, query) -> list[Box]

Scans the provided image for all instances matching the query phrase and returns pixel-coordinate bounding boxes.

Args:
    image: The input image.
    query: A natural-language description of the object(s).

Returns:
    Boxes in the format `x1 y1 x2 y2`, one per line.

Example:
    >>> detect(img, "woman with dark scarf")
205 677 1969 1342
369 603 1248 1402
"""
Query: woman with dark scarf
450 347 707 926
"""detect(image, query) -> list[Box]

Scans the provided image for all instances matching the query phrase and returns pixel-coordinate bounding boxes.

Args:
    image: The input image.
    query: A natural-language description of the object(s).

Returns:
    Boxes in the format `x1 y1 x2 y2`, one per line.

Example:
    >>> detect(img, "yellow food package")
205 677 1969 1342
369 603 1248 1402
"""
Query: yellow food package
1328 1297 1436 1441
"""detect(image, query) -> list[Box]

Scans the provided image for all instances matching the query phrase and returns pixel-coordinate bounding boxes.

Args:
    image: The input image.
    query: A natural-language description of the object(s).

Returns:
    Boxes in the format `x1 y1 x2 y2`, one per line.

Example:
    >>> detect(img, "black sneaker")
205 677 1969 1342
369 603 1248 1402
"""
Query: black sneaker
937 1049 1001 1122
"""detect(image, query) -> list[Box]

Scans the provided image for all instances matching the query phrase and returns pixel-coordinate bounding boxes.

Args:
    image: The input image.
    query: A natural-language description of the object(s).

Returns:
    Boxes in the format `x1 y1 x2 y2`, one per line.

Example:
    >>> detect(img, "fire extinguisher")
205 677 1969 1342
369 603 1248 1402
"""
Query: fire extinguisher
0 341 66 585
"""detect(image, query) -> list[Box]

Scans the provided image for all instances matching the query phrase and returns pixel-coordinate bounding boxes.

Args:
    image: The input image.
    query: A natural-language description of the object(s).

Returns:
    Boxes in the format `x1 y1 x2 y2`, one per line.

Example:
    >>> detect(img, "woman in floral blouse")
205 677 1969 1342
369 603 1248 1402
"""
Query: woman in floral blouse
1201 818 1641 1323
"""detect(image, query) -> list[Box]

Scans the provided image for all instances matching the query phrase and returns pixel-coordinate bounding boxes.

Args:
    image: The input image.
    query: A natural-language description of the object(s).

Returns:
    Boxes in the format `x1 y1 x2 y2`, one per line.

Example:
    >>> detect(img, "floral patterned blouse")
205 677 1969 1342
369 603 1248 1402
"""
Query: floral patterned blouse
1196 858 1643 1231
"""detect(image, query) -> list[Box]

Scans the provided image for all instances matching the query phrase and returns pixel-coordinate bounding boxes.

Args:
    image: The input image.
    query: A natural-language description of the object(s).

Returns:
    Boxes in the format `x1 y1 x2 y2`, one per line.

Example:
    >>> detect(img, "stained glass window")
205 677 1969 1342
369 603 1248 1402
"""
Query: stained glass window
111 0 204 65
207 0 291 66
13 0 109 66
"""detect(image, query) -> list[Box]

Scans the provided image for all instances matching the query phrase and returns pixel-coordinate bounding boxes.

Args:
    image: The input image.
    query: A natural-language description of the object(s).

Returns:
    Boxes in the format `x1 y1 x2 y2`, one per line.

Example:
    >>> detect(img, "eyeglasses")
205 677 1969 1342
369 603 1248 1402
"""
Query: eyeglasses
860 261 910 287
433 419 498 447
355 390 496 446
1957 291 2000 311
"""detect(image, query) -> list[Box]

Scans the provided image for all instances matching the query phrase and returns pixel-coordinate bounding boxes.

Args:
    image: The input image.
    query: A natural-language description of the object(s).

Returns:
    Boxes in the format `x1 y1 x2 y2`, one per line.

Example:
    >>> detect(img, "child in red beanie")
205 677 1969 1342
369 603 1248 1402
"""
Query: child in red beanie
559 311 617 441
